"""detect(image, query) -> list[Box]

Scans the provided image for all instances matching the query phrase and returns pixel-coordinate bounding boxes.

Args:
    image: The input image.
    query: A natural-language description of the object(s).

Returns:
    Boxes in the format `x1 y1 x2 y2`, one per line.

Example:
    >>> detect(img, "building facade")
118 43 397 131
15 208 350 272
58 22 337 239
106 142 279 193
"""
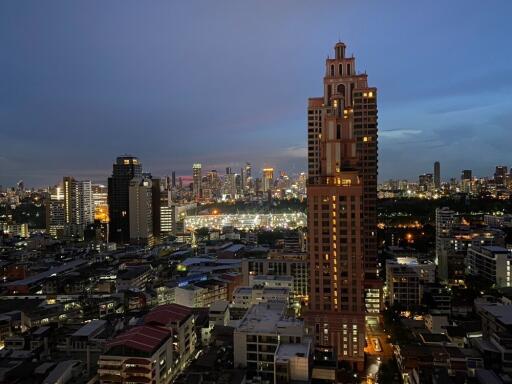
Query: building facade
305 42 378 368
108 156 142 244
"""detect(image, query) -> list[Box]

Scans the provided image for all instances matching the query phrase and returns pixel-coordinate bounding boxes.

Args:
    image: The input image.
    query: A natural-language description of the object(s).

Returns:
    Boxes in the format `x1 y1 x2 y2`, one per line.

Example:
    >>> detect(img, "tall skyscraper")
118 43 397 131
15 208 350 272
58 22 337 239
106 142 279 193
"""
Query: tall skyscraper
171 171 176 189
434 161 441 189
129 177 154 246
192 163 202 200
108 156 142 244
262 167 274 192
495 166 508 186
63 176 93 237
305 42 378 369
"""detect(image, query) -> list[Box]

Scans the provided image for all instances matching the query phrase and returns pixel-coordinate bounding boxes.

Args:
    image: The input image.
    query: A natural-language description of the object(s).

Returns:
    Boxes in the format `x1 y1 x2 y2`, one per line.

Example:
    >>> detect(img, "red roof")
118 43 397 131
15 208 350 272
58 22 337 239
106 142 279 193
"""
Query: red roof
107 325 171 354
144 304 192 326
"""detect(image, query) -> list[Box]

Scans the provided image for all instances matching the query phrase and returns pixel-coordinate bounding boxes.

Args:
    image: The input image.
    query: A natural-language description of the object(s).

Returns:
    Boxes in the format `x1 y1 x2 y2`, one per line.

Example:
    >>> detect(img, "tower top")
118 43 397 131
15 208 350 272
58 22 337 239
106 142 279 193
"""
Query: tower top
334 42 346 59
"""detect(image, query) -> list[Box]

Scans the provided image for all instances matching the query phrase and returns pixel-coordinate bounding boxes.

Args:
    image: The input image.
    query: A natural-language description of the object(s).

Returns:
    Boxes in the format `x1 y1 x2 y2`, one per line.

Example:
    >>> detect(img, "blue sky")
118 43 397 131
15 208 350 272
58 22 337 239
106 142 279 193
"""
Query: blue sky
1 0 511 186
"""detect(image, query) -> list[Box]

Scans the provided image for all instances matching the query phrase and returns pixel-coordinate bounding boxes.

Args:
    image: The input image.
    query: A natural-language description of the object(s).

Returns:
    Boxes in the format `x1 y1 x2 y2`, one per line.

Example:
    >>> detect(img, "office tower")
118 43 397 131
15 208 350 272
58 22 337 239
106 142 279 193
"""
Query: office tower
129 177 154 246
223 172 237 200
461 169 472 181
461 169 473 194
171 171 176 189
160 189 175 235
226 167 231 175
151 177 161 240
192 163 202 200
434 161 441 189
262 167 274 192
418 173 433 191
63 176 93 236
46 185 65 238
108 156 142 244
92 184 109 223
305 42 378 369
495 166 508 186
435 207 455 283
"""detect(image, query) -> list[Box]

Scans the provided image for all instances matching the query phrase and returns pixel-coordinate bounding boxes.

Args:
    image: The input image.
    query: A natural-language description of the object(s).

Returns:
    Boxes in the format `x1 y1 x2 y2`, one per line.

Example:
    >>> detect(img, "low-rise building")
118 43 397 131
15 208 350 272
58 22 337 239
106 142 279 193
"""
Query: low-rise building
233 301 311 383
386 258 435 309
98 325 174 384
467 246 512 288
232 286 289 309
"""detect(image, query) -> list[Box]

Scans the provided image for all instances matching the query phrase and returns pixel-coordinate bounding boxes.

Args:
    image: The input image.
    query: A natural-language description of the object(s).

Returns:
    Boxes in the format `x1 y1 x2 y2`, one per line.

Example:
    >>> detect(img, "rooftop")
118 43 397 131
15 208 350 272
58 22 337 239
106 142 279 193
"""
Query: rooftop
144 304 193 326
106 325 171 354
275 340 311 362
236 301 303 335
71 319 107 338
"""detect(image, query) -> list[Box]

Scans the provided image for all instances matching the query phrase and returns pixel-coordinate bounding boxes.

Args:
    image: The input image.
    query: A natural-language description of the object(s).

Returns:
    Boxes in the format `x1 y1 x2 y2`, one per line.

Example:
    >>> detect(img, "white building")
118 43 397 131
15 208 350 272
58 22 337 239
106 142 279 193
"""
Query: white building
467 246 512 287
249 274 294 291
233 301 311 383
232 286 289 309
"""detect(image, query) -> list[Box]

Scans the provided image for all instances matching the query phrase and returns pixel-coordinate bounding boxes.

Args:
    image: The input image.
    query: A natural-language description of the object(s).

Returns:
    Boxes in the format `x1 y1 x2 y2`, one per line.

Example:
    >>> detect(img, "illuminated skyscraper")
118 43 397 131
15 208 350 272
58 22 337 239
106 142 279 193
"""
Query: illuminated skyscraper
63 176 93 237
305 42 379 369
192 163 202 200
108 156 142 244
262 167 274 192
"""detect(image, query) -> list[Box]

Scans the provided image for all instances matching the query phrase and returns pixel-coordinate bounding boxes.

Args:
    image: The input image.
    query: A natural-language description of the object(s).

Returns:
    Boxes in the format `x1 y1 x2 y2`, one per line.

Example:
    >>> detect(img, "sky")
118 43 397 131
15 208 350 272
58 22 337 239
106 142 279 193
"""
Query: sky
1 0 512 187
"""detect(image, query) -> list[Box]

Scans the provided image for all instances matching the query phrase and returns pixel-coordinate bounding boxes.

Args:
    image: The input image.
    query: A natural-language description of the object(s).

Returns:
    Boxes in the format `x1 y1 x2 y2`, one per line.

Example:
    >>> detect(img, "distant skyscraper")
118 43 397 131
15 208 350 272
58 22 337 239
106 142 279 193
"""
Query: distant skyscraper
418 173 433 191
461 169 472 181
46 185 65 238
192 163 202 200
226 167 232 175
108 156 142 244
171 171 176 188
262 168 274 192
494 166 508 186
435 207 455 283
129 177 154 246
434 161 441 189
63 176 93 236
305 42 378 369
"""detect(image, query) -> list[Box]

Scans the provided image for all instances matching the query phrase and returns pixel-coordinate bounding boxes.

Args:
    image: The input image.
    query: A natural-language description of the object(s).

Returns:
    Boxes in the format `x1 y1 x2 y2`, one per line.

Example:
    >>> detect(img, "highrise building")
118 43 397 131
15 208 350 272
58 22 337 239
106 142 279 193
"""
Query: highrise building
92 184 109 223
46 185 65 238
262 167 274 192
129 177 154 246
108 156 142 244
461 169 473 194
435 207 455 283
63 176 93 237
305 42 378 369
171 171 176 189
418 173 433 192
461 169 472 181
495 166 508 186
192 163 202 200
434 161 441 189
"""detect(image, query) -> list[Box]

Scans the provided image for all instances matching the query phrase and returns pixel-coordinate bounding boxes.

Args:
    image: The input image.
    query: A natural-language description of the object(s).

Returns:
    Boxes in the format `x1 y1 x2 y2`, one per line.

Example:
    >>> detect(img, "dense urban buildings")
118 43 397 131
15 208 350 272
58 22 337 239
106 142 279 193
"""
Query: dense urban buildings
305 42 378 369
2 27 512 384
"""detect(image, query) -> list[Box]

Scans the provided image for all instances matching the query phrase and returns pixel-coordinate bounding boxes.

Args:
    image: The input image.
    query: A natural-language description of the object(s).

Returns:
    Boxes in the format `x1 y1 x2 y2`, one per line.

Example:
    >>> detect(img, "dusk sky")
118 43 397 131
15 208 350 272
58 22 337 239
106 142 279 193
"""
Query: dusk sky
1 0 512 187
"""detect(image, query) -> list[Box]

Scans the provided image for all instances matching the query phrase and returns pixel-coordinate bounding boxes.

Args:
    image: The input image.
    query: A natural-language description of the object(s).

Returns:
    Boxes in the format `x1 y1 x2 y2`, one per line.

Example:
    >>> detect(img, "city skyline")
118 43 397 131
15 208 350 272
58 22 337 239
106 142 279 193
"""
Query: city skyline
1 1 512 186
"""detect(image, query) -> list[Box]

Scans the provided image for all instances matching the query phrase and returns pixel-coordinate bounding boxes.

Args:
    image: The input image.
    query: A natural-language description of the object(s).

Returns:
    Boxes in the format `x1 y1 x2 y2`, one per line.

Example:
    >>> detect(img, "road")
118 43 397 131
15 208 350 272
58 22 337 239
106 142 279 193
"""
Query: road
363 321 394 383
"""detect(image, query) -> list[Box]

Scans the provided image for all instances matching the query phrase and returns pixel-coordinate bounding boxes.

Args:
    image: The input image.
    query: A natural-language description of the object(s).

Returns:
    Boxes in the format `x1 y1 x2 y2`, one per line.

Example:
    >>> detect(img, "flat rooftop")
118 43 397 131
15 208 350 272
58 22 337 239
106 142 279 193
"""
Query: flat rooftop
236 301 303 334
71 319 107 338
275 340 311 362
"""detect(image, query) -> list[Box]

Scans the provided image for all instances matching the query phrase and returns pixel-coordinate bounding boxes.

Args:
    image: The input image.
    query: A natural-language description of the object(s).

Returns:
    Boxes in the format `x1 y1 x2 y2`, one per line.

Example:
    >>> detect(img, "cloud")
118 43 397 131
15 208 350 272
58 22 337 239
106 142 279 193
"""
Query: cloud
380 129 422 140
